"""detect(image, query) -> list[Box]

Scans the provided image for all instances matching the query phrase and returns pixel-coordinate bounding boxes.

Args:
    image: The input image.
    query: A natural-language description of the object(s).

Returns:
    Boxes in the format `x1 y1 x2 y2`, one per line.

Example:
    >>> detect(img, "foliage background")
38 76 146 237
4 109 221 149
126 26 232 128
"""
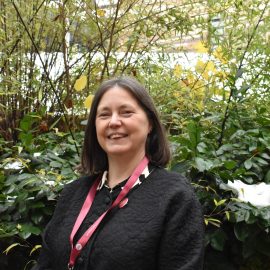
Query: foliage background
0 0 270 269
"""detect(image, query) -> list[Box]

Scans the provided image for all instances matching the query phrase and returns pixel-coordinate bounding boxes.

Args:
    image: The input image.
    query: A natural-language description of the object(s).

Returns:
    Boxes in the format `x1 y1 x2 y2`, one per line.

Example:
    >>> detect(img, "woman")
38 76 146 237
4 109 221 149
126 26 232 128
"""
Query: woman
33 76 205 270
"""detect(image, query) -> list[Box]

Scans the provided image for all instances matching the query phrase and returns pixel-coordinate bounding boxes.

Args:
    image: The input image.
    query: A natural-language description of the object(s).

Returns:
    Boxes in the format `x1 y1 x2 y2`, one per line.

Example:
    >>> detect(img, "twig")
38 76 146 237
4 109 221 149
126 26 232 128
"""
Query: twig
12 1 80 157
217 1 269 148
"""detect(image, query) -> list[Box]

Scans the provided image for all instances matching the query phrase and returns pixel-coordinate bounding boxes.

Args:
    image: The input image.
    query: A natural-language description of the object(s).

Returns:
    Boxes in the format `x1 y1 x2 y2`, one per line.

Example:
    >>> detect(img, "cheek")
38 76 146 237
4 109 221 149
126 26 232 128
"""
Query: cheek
95 122 104 140
96 130 105 149
140 118 151 135
133 123 151 140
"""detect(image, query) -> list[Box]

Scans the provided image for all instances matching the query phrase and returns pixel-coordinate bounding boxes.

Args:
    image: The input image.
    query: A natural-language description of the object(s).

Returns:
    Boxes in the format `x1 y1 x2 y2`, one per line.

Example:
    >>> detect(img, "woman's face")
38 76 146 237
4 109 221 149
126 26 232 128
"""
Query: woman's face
95 86 152 159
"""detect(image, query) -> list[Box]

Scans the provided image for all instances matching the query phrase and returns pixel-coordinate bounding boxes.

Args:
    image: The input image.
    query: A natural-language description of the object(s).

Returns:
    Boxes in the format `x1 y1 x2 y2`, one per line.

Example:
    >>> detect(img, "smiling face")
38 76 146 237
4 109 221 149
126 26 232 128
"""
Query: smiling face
95 86 152 160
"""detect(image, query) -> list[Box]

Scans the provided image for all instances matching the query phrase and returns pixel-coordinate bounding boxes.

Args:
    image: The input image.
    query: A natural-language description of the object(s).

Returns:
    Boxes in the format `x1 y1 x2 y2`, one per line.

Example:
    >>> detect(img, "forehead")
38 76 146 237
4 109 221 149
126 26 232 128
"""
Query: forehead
97 86 139 109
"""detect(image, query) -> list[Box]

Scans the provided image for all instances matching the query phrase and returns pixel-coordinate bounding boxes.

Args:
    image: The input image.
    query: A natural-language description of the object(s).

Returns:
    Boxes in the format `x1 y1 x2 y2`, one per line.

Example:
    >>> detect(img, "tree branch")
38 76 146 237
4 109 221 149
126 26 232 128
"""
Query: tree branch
217 1 269 148
11 0 80 157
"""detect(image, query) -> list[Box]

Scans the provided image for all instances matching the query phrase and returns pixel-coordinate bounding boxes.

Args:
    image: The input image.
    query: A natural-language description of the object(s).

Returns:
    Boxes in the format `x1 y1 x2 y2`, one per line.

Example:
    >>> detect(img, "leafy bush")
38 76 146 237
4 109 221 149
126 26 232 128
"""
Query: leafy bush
0 131 82 268
169 99 270 269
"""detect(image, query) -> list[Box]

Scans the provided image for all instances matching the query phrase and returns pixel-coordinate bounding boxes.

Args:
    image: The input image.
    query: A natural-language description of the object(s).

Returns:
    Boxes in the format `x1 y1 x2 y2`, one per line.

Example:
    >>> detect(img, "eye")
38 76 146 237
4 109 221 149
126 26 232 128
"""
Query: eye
97 112 110 118
121 110 133 117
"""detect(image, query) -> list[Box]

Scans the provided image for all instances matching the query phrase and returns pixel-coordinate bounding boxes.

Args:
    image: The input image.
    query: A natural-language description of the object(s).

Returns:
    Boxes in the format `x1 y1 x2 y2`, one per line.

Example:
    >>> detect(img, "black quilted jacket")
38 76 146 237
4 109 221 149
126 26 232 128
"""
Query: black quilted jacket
32 166 205 270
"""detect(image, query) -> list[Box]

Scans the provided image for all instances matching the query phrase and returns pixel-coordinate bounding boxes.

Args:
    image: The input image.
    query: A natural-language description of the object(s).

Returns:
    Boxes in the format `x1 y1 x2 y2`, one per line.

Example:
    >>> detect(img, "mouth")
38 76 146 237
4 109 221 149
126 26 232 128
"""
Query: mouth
108 133 128 139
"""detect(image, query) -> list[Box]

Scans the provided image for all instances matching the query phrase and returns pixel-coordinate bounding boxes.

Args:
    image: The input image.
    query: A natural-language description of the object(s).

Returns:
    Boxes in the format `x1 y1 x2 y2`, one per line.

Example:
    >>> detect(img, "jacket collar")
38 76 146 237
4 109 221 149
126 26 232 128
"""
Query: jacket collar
97 165 150 190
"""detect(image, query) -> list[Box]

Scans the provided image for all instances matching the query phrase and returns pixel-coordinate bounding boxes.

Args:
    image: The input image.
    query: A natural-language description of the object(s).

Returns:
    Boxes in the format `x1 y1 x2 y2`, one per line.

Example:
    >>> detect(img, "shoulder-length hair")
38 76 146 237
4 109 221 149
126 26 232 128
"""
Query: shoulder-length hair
81 76 170 175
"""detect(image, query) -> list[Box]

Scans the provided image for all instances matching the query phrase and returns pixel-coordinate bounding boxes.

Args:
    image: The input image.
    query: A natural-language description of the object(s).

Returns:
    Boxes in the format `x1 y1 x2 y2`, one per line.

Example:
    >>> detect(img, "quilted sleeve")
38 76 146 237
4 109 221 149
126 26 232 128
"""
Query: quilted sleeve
157 183 205 270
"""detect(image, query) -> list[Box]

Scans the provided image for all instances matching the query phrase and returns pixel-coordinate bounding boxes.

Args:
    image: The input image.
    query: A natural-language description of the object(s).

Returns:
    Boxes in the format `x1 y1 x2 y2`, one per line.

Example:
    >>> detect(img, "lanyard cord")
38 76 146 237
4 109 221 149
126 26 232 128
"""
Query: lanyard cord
68 156 149 269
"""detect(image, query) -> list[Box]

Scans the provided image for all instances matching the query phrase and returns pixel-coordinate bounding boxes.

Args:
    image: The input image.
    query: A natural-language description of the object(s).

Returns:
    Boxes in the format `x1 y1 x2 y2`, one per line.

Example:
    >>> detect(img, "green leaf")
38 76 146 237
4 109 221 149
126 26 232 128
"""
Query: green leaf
31 214 43 224
4 185 15 194
19 231 31 239
260 153 270 160
20 117 32 132
19 224 41 239
30 202 45 209
50 161 62 168
224 160 237 170
196 142 207 153
210 229 227 251
254 157 268 166
19 132 33 146
171 161 192 173
234 222 252 242
18 173 34 180
195 157 213 172
244 159 252 170
187 121 201 150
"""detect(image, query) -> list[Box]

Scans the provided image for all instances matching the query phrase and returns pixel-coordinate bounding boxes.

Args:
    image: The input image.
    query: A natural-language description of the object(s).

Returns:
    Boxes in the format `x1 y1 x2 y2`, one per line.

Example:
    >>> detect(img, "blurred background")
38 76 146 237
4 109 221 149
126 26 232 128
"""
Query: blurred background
0 1 270 269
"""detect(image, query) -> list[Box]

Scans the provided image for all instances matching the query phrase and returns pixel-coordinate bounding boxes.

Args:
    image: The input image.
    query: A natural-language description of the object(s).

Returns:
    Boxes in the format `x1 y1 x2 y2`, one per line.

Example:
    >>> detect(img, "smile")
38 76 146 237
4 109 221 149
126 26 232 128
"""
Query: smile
108 133 128 139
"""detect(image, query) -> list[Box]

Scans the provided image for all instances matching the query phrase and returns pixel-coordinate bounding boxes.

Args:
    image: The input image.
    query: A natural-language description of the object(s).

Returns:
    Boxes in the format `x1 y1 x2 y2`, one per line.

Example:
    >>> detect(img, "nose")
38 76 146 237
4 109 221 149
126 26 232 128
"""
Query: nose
108 113 121 128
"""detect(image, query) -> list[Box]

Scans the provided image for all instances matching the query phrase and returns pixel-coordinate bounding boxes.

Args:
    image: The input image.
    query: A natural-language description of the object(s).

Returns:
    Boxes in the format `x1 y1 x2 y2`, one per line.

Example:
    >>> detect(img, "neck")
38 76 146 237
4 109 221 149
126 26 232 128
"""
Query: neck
107 151 146 188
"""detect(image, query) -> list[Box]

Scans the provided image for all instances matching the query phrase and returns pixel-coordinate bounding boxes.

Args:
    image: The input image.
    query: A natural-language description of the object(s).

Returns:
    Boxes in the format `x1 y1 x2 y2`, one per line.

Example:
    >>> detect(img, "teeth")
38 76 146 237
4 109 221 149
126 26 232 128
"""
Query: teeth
109 134 125 139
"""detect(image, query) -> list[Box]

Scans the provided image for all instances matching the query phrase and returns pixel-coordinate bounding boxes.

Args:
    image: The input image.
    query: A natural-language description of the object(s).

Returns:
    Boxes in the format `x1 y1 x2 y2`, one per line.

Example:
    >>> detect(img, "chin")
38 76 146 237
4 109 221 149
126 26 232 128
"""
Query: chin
106 148 130 156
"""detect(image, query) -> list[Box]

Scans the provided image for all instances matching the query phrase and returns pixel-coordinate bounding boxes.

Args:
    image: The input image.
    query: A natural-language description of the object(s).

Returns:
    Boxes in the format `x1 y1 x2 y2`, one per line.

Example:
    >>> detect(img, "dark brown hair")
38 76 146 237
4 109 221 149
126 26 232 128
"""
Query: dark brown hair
81 76 170 175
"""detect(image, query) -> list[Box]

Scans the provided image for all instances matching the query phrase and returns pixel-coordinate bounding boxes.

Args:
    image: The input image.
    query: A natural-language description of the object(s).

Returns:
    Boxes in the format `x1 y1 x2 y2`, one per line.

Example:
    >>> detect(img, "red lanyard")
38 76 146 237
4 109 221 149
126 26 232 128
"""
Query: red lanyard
68 156 149 269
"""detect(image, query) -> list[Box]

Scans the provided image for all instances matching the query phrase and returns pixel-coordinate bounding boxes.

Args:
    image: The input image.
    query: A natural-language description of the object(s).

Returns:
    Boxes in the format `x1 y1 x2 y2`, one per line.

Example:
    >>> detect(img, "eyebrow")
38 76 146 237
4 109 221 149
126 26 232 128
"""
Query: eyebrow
97 104 135 112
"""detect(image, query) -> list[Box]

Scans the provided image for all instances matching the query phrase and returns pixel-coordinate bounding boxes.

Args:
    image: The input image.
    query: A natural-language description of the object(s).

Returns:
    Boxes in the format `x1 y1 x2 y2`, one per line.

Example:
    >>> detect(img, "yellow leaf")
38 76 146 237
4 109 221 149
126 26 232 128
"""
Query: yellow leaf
186 71 196 86
225 211 230 221
30 245 42 256
196 101 204 112
173 64 182 78
230 197 242 202
97 9 106 17
173 91 180 98
84 94 94 109
204 217 221 227
197 60 217 80
215 199 227 206
207 218 221 223
0 16 4 25
207 218 222 227
208 221 221 227
193 79 205 91
195 59 206 73
201 71 210 80
37 169 46 176
56 175 62 181
74 76 87 92
38 89 42 101
3 243 20 255
193 40 208 53
18 146 23 154
213 46 227 64
206 61 216 73
216 71 227 80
